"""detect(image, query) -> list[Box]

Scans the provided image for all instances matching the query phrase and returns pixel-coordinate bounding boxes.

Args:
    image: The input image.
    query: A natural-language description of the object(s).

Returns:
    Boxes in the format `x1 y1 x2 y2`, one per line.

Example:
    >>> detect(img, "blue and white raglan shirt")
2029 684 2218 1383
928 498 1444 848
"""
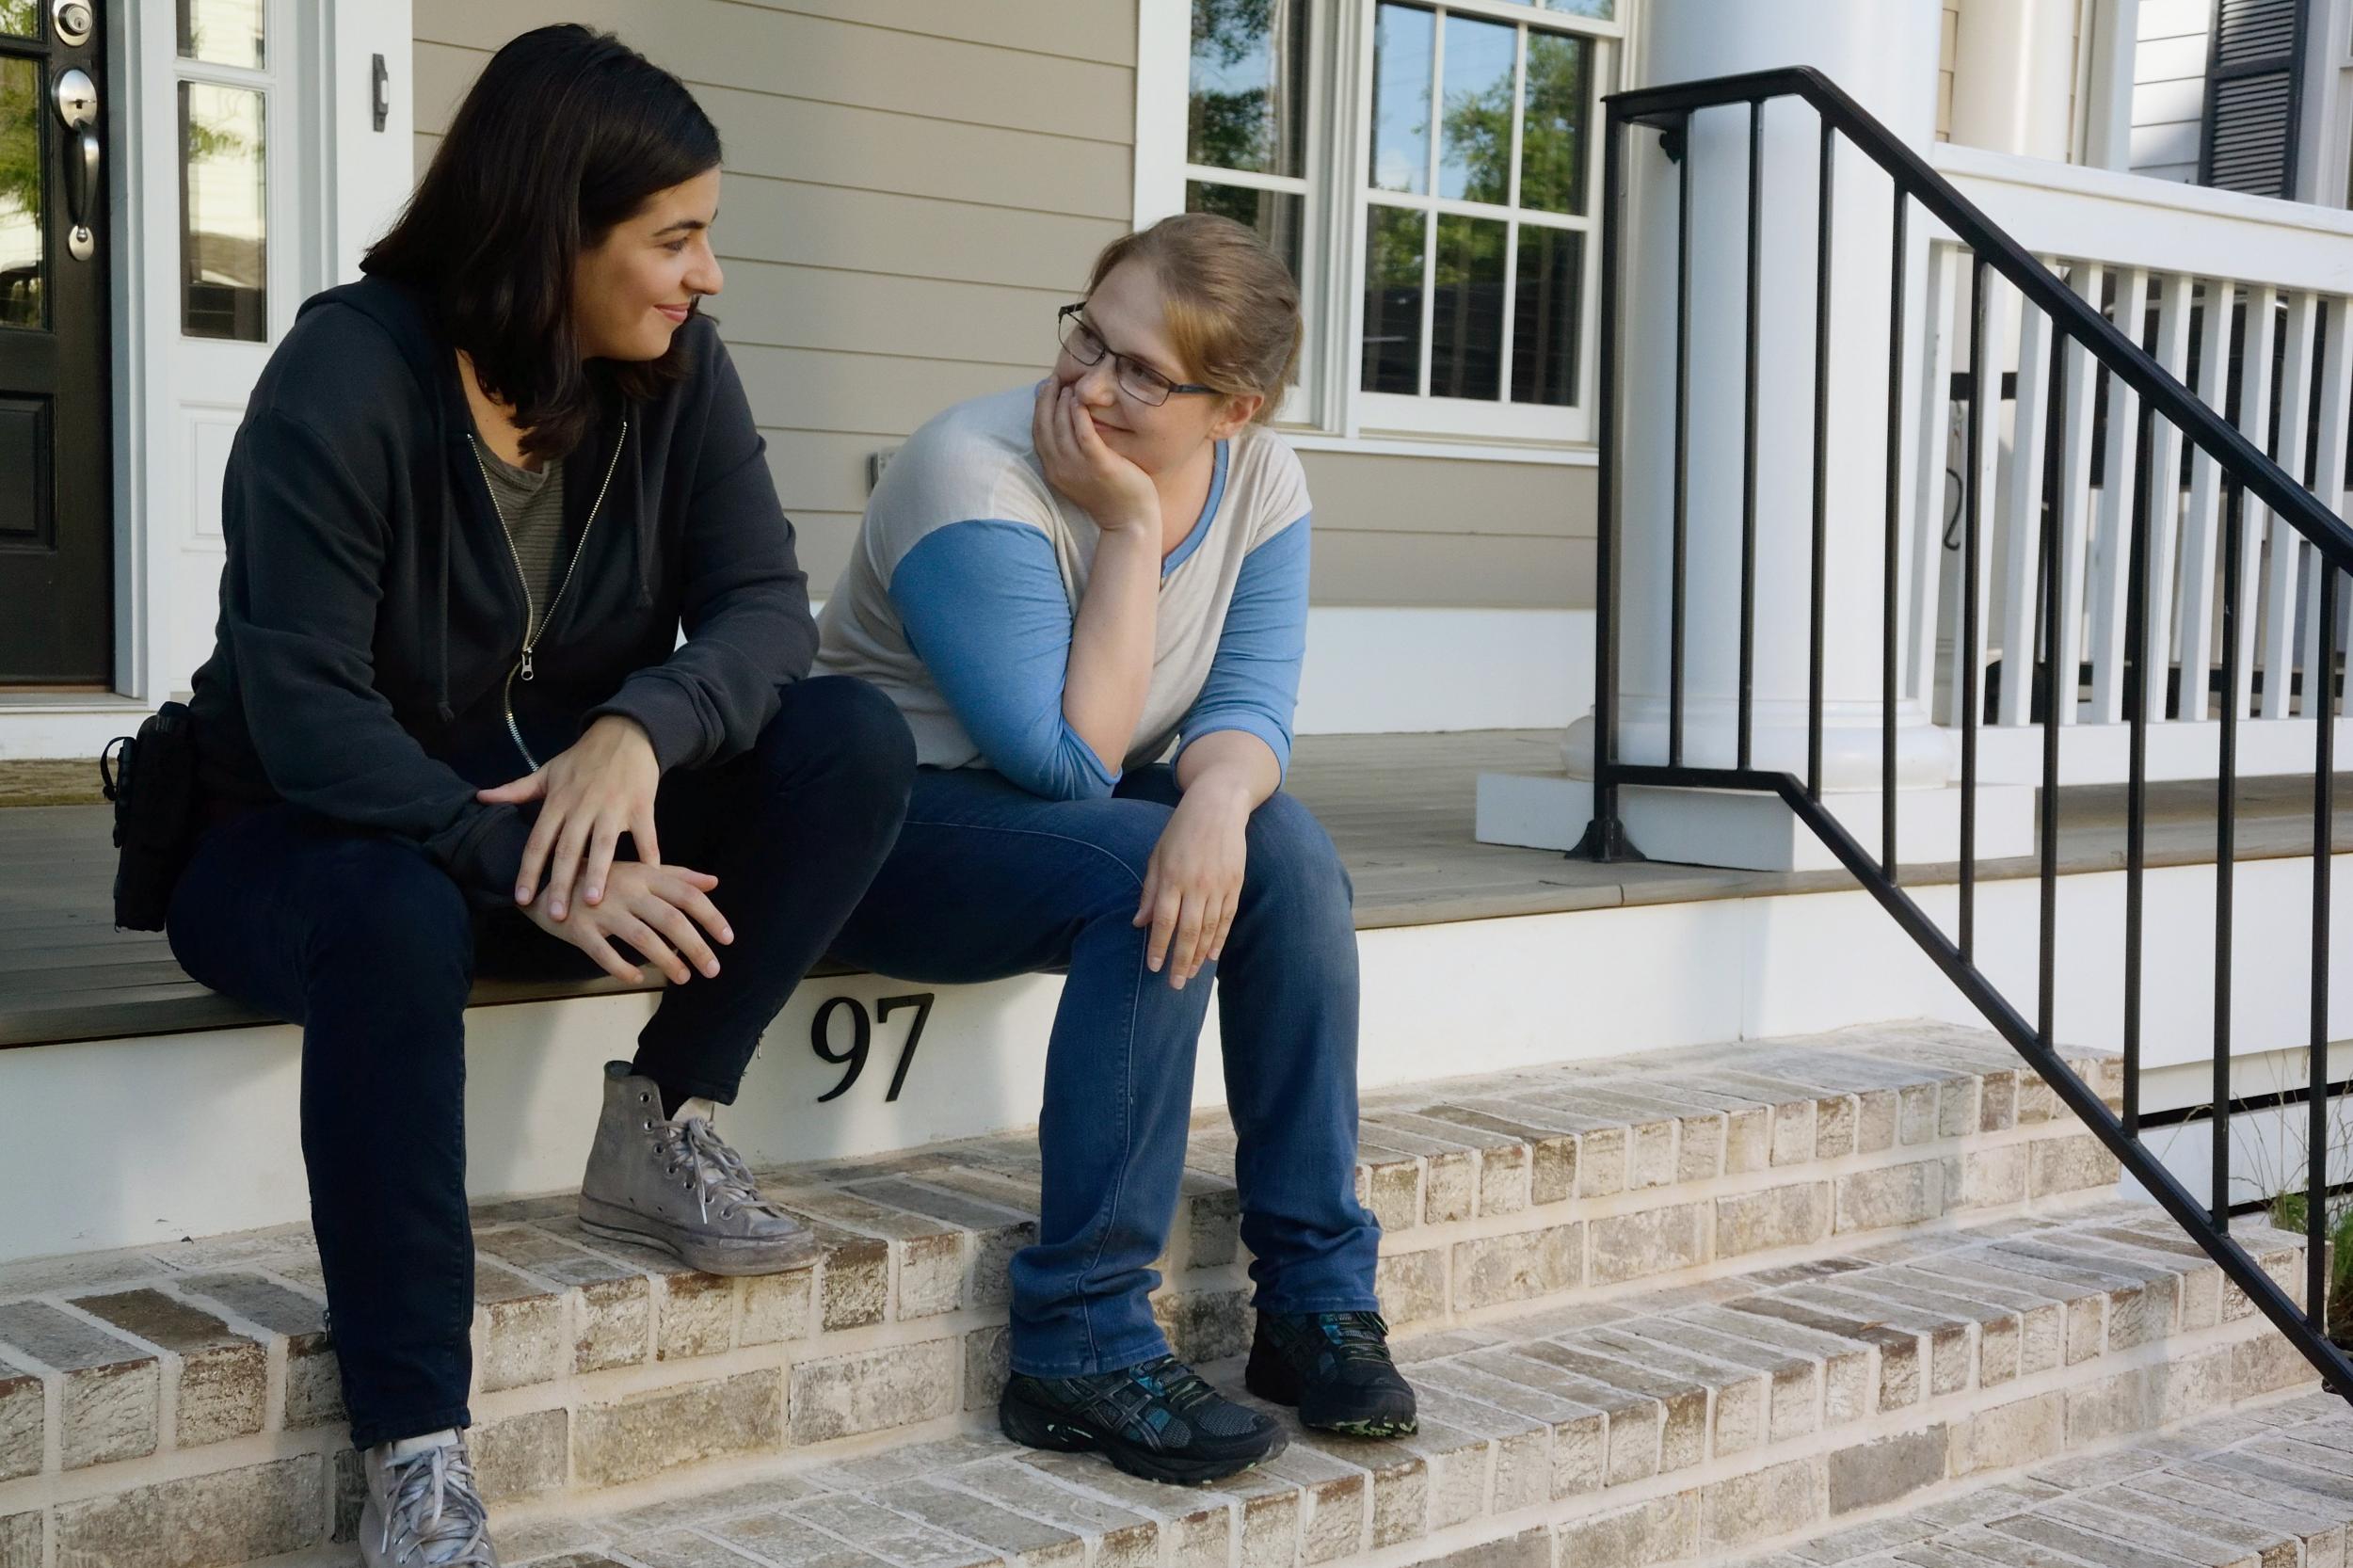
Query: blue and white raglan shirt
811 385 1312 799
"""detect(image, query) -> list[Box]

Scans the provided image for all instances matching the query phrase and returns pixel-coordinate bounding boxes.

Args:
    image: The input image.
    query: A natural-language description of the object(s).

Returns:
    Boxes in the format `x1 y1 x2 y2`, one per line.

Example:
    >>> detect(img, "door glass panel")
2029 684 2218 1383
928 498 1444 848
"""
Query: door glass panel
0 3 37 40
1188 0 1307 178
179 0 266 69
0 56 40 329
1361 204 1426 393
1436 14 1515 204
1369 3 1433 195
181 82 268 342
1430 214 1505 400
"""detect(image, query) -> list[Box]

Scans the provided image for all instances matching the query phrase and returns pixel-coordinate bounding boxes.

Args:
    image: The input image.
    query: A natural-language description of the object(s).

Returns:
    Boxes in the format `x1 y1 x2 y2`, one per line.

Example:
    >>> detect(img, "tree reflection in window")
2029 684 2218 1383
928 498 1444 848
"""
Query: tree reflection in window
1189 0 1305 178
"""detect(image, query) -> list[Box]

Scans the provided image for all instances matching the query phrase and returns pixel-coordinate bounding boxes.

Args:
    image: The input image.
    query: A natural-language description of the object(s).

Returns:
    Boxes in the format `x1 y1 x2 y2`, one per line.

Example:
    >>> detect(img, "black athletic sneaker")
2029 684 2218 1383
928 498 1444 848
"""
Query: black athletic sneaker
998 1354 1287 1485
1244 1311 1418 1437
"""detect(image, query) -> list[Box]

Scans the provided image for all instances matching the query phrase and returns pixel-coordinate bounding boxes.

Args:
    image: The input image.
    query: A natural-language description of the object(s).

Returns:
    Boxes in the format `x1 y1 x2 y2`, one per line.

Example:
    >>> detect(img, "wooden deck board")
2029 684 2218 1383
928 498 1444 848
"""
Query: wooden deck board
2 729 2347 1050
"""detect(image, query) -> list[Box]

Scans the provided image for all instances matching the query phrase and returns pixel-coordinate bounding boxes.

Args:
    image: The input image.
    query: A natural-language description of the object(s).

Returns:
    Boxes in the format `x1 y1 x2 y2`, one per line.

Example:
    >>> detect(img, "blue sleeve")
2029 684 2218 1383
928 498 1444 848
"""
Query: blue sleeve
1176 515 1310 779
888 520 1121 801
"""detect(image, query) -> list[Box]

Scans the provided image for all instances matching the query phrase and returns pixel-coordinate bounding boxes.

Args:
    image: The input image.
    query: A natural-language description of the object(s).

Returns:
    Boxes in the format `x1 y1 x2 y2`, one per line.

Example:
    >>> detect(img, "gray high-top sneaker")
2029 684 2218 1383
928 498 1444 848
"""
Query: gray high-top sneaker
360 1431 497 1566
578 1062 819 1274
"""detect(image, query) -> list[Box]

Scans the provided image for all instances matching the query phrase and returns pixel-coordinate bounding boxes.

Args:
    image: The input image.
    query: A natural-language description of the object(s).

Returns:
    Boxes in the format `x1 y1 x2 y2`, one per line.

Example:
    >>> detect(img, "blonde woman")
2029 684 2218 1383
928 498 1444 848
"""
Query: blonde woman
816 215 1414 1485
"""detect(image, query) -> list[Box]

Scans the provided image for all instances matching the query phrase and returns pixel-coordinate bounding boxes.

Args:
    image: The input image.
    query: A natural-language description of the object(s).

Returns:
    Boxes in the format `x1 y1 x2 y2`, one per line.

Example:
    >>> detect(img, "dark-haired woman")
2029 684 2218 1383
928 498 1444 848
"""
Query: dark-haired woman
168 26 912 1563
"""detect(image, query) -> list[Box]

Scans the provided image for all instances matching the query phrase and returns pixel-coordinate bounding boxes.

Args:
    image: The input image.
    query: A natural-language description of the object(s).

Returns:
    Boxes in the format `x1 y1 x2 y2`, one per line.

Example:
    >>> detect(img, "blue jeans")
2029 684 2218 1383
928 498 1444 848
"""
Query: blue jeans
828 764 1383 1378
164 677 915 1448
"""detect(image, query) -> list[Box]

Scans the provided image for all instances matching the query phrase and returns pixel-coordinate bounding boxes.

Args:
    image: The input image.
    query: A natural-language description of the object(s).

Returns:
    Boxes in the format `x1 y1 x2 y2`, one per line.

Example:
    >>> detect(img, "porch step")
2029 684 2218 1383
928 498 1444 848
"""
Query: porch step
280 1203 2319 1565
1720 1391 2353 1568
0 1025 2258 1568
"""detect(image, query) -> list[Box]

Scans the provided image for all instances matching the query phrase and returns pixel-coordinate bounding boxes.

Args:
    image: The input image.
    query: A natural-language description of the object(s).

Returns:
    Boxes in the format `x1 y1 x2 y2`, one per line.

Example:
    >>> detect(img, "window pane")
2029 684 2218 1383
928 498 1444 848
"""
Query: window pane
1361 205 1425 394
181 82 267 342
1188 0 1307 178
1534 0 1613 17
1437 14 1515 204
1519 31 1592 215
0 3 35 40
1187 180 1304 283
1369 3 1433 195
0 56 40 328
179 0 266 69
1513 225 1583 406
1430 215 1506 401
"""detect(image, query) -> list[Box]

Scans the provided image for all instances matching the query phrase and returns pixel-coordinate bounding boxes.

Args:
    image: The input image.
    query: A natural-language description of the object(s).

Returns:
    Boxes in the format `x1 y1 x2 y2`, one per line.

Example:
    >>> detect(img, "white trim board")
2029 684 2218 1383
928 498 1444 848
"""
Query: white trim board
1295 607 1593 734
7 846 2344 1261
0 606 1593 758
1931 138 2353 292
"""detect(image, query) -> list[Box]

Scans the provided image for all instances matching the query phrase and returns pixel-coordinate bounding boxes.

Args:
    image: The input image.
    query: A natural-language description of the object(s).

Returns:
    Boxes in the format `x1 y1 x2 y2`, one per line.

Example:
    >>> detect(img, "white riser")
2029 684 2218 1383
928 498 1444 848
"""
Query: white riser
6 855 2346 1260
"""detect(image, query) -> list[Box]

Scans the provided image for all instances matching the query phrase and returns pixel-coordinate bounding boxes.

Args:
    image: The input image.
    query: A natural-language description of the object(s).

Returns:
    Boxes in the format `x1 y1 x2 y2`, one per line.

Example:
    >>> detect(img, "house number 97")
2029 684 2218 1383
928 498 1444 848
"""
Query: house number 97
810 993 936 1104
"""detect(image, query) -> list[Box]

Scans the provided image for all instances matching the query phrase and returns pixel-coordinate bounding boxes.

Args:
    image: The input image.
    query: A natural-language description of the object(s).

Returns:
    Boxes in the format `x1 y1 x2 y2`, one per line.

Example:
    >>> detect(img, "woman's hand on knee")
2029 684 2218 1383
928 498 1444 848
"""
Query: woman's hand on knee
1134 786 1250 990
480 715 662 919
522 860 733 985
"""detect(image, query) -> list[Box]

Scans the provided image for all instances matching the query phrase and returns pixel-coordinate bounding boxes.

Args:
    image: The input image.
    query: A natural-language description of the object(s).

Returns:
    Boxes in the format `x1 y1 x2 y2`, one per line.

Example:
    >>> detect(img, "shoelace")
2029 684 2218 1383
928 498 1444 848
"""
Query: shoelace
1314 1311 1396 1368
379 1443 495 1566
663 1116 785 1224
1131 1355 1224 1416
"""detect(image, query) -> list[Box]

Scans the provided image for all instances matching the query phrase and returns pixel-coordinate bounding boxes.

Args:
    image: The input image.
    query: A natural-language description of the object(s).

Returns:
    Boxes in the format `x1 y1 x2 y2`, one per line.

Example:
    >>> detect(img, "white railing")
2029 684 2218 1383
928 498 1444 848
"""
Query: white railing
1916 144 2353 784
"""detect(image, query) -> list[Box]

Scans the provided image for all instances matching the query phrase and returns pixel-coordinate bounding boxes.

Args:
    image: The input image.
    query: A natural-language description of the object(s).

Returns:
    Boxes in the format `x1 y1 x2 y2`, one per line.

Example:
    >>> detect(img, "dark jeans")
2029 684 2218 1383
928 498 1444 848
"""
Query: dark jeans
828 764 1383 1379
164 677 914 1448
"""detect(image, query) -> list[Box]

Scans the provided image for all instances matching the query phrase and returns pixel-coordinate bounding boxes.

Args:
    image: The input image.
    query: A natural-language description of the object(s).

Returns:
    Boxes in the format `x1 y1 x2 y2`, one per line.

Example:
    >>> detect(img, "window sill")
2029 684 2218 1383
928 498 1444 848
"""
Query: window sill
1280 431 1600 467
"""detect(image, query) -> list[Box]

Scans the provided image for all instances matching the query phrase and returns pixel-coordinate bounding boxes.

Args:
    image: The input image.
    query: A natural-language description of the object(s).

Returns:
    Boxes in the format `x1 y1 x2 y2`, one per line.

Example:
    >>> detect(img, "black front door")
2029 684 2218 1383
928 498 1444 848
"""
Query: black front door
0 0 109 686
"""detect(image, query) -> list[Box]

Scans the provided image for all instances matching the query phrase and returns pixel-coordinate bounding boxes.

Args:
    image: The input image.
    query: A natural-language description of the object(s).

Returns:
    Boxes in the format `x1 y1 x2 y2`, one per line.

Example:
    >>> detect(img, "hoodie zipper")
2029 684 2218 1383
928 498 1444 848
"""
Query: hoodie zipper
467 420 629 771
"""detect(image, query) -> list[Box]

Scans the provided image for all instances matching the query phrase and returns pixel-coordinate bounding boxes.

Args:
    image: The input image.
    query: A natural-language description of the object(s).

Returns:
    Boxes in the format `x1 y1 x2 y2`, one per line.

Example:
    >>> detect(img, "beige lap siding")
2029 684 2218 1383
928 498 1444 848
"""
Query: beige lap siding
411 0 1591 611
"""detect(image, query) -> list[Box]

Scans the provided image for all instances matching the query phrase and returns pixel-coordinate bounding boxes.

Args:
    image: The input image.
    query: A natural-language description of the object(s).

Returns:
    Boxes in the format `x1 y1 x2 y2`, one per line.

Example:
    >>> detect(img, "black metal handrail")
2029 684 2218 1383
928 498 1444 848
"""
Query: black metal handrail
1582 66 2353 1398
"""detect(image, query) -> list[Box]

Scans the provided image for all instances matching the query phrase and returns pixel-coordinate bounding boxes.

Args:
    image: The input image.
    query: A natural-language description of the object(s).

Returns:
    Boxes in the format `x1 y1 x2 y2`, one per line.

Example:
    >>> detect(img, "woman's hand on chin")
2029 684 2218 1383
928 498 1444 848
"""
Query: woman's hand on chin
1032 378 1159 538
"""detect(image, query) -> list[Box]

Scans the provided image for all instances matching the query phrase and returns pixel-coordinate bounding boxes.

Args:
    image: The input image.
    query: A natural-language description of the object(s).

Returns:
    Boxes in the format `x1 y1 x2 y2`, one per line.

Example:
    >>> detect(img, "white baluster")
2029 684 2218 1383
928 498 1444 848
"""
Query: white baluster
2259 292 2319 719
1995 264 2062 727
2051 264 2105 728
1950 265 2015 730
2142 274 2196 719
2089 267 2150 724
1912 243 1961 713
2230 284 2280 721
2299 296 2353 719
2177 279 2241 722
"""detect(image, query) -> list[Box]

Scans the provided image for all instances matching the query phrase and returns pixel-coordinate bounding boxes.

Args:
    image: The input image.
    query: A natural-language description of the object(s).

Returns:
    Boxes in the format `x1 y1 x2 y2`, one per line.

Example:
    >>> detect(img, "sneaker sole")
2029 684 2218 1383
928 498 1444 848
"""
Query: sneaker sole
578 1195 821 1276
998 1384 1285 1487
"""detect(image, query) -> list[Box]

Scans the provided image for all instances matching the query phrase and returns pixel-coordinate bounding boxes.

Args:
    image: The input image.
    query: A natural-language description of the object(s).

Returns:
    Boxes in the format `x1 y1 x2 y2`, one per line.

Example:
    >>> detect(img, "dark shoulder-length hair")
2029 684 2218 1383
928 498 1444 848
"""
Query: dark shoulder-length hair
362 24 721 460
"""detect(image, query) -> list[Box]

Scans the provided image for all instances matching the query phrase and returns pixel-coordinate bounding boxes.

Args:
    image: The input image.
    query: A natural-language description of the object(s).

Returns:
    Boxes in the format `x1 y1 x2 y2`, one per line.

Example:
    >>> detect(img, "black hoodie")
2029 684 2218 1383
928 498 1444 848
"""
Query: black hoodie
185 277 817 904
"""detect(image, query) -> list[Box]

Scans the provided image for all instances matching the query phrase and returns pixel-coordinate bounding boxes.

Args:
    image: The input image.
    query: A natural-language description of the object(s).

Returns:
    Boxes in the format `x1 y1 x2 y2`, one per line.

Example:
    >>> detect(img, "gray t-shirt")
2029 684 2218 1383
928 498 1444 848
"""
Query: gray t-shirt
475 442 569 635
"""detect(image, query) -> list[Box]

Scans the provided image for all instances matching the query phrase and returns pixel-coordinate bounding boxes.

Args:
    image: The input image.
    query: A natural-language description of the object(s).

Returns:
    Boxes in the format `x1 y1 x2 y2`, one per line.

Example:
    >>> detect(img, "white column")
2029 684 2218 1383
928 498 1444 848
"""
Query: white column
1950 0 2080 161
2078 0 2143 171
1478 0 2035 871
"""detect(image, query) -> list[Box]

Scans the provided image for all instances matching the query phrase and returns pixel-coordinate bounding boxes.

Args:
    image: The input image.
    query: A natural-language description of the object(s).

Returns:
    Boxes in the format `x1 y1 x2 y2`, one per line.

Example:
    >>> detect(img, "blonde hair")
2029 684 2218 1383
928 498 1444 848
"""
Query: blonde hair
1085 213 1301 426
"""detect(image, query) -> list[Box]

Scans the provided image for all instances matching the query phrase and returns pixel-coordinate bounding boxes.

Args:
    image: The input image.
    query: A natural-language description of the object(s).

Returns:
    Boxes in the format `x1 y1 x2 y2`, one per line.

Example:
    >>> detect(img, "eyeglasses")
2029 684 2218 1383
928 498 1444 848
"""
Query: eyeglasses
1056 304 1217 408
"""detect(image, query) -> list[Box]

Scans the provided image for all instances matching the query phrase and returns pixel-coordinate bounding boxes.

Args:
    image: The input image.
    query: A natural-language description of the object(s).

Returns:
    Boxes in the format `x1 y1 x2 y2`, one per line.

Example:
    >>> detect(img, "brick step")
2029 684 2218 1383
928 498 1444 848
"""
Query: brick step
1721 1391 2353 1568
0 1022 2137 1562
4 1195 2316 1568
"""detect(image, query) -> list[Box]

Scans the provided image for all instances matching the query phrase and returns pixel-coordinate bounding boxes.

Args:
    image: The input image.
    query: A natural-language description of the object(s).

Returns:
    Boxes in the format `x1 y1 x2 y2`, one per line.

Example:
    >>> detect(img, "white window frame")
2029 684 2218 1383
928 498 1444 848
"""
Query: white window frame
1135 0 1625 461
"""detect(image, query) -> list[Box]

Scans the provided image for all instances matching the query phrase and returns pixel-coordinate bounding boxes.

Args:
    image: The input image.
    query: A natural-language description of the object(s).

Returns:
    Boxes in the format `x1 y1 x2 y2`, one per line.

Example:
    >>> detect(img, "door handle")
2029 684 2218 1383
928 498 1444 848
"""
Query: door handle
54 67 98 262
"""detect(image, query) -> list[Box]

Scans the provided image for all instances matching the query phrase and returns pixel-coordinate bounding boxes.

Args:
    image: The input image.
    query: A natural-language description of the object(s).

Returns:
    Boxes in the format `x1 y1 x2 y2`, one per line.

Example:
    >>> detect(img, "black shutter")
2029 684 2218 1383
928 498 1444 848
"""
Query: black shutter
2198 0 2308 199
